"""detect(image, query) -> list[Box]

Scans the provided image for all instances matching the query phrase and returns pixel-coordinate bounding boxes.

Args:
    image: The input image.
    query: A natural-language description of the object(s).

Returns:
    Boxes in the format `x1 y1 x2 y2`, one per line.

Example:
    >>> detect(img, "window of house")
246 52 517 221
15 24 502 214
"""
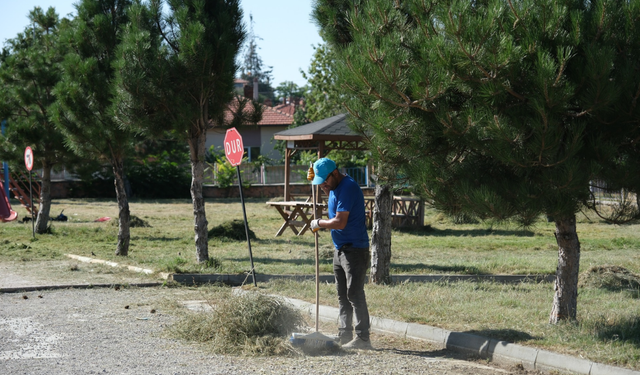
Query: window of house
244 147 261 162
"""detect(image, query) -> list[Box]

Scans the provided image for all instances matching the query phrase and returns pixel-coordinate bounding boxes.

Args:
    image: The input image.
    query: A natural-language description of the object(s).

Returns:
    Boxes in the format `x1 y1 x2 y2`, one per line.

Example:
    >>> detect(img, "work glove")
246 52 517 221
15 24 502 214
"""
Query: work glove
310 219 321 232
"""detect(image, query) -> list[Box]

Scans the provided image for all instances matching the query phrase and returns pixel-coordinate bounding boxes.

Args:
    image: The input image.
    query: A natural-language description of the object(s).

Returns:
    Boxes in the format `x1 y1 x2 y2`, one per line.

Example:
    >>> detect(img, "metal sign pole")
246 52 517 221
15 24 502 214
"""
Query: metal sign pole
29 171 34 238
236 166 256 287
1 120 9 198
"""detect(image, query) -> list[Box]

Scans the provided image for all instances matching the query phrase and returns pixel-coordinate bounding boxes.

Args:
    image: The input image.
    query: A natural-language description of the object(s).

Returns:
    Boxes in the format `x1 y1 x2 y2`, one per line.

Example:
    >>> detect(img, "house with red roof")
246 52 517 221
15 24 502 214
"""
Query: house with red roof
206 96 296 162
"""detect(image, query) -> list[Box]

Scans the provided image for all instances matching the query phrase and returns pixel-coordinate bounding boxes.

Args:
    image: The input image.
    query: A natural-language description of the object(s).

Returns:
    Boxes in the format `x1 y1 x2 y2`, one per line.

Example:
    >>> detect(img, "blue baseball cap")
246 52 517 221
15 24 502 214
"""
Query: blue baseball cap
312 158 336 185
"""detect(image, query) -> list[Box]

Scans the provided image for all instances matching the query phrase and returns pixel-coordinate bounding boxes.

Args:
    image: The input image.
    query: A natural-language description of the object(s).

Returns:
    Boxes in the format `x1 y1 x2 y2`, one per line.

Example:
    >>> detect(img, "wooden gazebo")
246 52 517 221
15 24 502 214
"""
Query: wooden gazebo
268 113 424 235
273 113 368 201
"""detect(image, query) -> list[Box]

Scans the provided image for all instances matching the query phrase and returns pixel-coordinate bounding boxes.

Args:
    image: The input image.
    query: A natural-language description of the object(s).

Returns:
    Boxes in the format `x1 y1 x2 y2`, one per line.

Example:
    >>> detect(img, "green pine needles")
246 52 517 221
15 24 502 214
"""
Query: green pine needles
314 0 640 322
316 0 640 225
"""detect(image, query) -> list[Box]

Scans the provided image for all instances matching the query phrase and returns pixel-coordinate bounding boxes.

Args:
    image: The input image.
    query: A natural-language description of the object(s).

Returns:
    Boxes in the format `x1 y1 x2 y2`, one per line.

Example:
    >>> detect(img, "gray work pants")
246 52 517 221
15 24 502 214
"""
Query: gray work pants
333 245 370 340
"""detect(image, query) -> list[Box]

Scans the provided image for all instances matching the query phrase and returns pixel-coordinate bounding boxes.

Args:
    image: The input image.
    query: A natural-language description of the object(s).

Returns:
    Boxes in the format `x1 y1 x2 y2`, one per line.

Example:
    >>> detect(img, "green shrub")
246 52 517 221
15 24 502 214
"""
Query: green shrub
127 157 190 199
68 150 191 198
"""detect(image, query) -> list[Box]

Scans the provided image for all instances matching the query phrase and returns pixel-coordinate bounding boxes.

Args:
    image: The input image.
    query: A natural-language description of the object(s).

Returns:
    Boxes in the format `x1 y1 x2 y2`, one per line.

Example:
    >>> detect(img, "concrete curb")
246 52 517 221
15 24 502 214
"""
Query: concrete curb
170 273 554 285
280 295 639 375
65 254 172 279
0 282 163 293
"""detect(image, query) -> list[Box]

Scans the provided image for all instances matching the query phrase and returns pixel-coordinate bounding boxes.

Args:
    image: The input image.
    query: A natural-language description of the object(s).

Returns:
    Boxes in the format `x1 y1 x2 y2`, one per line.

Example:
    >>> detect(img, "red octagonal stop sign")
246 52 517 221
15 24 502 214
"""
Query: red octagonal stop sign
224 128 244 166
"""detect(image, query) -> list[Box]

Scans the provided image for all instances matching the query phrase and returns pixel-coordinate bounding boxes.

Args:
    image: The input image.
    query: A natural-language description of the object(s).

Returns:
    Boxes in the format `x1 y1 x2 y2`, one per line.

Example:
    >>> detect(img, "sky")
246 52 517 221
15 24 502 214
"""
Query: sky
0 0 324 87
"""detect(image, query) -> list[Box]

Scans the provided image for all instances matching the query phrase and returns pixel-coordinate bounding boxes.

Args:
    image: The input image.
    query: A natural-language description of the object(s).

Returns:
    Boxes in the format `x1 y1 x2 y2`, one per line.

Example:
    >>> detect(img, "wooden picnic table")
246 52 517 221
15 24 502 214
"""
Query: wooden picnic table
267 195 424 236
266 201 327 237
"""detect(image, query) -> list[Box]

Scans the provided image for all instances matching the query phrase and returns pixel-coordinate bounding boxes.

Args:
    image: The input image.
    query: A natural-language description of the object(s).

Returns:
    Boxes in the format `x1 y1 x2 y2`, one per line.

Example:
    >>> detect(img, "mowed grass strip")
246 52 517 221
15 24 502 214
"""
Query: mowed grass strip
2 198 639 276
1 198 639 369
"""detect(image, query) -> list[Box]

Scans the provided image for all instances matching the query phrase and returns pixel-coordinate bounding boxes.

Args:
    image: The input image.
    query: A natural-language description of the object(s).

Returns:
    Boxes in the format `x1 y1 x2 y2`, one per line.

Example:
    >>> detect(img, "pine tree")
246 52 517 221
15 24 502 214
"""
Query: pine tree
314 0 640 322
300 43 343 122
113 0 259 263
239 13 274 99
51 0 135 256
0 7 77 233
274 81 306 105
301 41 390 283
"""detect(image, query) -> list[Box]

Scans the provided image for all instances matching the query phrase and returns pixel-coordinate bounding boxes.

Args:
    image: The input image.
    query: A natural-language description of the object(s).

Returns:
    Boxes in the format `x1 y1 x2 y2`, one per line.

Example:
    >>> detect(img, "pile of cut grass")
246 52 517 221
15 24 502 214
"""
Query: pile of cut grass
579 265 640 291
109 215 152 228
208 219 256 241
169 291 305 356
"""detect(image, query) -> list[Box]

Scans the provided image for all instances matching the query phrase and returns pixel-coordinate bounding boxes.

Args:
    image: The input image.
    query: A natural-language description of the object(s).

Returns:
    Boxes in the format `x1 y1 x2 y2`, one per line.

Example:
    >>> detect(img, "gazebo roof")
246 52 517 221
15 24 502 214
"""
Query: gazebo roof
272 113 368 201
273 114 363 142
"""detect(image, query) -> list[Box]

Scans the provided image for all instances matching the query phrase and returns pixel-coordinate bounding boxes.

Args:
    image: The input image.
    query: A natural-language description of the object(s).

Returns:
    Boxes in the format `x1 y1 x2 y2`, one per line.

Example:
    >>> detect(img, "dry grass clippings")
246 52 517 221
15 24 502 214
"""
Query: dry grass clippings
169 291 305 356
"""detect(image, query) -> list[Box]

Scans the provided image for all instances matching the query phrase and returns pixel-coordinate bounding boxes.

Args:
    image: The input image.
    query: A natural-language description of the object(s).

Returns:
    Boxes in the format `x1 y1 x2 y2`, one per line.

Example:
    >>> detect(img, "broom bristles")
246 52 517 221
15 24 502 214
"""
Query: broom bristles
290 331 337 348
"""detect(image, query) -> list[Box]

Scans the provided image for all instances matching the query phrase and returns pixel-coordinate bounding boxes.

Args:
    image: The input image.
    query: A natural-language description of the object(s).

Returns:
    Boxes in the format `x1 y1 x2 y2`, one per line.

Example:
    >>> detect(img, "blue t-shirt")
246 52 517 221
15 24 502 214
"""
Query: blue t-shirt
328 175 369 249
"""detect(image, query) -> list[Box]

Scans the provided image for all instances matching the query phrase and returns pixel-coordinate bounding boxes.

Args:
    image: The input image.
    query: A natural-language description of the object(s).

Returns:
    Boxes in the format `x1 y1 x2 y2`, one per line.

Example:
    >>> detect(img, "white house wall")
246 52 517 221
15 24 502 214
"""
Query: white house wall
206 127 228 155
260 126 286 161
205 125 287 161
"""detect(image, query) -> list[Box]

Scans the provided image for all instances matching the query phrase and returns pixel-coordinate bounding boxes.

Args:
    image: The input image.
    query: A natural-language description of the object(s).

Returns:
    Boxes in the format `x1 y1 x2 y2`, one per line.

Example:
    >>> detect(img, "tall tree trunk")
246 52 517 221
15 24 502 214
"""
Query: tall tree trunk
113 159 130 256
549 214 580 323
189 126 209 263
35 164 52 234
370 163 393 285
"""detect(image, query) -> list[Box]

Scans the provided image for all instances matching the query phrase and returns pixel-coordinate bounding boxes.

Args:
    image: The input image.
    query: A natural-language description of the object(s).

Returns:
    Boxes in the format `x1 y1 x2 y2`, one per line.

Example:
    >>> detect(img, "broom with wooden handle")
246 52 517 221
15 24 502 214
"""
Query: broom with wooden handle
290 163 337 348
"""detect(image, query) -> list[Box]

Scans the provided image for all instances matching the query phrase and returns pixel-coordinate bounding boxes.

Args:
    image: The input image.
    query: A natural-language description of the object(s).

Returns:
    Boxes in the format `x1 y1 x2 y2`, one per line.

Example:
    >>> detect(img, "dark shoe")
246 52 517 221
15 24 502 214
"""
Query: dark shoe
339 336 353 345
338 330 353 345
342 336 373 350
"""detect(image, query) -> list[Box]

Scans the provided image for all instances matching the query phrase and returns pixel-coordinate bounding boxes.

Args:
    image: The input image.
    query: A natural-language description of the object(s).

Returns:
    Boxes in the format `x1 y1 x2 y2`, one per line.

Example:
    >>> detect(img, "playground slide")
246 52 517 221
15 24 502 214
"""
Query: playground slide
0 181 17 222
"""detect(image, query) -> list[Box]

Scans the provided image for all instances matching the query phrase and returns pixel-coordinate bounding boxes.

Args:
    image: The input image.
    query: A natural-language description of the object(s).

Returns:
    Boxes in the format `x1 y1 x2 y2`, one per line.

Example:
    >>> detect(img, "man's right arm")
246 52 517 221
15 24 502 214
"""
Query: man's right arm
312 211 350 231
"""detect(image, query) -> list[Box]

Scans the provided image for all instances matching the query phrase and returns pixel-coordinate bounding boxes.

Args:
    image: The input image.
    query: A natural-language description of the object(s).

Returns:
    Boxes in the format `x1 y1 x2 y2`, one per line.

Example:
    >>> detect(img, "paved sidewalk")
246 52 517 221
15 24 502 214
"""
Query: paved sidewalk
2 256 638 375
0 273 515 374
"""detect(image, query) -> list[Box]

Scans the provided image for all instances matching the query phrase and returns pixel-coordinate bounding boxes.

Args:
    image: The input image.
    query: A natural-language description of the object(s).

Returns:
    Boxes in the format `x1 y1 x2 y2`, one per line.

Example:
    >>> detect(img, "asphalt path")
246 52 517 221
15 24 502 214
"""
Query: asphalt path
0 260 539 374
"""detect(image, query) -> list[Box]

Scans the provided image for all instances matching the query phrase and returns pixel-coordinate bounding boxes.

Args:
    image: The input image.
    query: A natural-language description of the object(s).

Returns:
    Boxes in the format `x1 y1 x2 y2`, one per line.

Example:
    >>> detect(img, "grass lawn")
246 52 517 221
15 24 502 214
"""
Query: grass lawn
1 197 639 370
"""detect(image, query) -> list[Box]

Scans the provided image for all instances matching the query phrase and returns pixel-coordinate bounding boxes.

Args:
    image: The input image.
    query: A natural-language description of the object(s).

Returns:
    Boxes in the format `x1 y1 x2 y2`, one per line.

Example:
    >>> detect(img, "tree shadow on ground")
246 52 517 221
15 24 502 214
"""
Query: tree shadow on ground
466 329 538 343
226 256 324 267
595 315 640 347
226 256 479 275
251 238 315 246
134 236 183 242
391 263 481 274
395 226 535 238
383 346 509 369
388 347 475 360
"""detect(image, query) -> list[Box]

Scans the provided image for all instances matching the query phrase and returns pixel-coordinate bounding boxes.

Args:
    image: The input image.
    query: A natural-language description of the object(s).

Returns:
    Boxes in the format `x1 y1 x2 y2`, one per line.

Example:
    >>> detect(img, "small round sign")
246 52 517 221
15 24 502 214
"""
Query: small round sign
24 146 34 171
224 128 244 166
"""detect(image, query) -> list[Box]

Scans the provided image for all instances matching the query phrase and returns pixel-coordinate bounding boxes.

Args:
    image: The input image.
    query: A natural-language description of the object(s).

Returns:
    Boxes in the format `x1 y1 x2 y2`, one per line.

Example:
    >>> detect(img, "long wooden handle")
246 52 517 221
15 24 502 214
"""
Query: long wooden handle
313 183 320 332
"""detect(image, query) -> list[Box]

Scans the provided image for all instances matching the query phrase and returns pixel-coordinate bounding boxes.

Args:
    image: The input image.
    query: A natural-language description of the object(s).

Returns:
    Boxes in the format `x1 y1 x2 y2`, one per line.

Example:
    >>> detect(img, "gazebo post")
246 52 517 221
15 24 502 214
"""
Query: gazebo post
315 142 326 204
284 147 291 201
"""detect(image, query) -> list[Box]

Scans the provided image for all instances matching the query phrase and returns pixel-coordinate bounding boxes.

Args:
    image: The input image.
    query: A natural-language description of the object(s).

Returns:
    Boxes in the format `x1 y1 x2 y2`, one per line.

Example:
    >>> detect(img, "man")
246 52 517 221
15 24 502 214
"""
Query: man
310 158 372 349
